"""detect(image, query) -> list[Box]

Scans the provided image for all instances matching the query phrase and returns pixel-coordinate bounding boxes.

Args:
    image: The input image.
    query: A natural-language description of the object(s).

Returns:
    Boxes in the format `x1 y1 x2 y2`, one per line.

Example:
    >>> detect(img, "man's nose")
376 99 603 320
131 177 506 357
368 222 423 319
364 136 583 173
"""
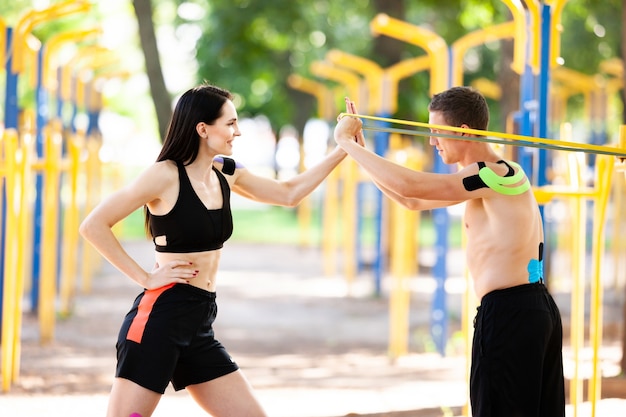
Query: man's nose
429 136 438 146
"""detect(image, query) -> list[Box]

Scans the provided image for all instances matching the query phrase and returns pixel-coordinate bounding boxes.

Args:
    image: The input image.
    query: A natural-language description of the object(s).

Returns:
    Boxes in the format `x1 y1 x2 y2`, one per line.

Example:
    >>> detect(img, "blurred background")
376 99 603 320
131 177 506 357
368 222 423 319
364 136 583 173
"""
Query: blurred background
1 1 626 415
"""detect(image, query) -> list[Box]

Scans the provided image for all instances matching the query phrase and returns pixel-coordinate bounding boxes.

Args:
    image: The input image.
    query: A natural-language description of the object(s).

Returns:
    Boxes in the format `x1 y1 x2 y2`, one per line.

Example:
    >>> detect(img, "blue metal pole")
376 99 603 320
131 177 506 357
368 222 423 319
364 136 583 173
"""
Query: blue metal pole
371 115 390 297
518 67 536 180
537 5 552 284
431 154 450 356
3 29 18 128
30 47 48 313
537 5 552 187
356 182 365 272
517 7 540 182
56 67 64 120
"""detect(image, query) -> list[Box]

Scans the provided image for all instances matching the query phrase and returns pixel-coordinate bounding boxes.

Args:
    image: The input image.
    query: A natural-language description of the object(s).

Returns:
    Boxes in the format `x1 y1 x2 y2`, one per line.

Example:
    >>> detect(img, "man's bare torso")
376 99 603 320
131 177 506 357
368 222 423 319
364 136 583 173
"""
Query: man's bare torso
464 191 544 300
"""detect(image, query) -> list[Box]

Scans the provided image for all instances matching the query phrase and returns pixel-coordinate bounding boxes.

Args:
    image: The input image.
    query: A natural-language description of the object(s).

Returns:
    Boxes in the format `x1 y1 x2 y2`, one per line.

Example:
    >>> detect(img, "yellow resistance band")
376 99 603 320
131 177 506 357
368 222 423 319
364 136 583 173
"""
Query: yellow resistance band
339 113 626 159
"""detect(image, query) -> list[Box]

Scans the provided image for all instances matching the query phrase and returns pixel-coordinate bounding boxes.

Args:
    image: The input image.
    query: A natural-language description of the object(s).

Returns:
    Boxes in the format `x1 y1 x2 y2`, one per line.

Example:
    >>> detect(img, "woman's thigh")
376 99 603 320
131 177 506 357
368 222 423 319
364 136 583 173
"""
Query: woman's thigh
106 377 162 417
186 370 267 417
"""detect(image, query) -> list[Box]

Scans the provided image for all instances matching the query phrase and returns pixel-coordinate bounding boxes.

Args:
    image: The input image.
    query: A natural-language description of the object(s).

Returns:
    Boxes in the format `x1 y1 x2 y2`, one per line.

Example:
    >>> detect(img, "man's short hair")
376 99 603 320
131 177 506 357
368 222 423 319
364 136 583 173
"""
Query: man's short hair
428 86 489 130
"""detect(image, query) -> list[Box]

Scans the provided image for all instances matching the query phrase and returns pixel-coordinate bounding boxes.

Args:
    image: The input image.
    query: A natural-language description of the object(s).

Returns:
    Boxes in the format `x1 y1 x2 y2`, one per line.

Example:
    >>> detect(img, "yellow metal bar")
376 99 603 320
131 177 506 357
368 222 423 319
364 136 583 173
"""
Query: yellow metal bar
0 17 6 68
12 0 91 74
341 158 359 287
612 170 626 290
296 142 313 248
388 147 421 358
326 49 383 114
24 34 41 89
370 14 449 94
311 60 363 105
588 154 614 417
39 126 63 343
43 28 101 91
548 0 570 67
524 0 541 73
450 21 515 86
461 223 475 417
322 167 339 276
567 151 586 417
76 76 86 110
383 56 431 114
12 131 34 385
287 74 334 120
11 8 36 74
1 129 19 392
500 0 527 74
620 125 626 163
552 67 598 92
533 186 596 202
61 45 117 102
599 58 623 78
59 129 83 315
470 78 502 100
81 136 103 293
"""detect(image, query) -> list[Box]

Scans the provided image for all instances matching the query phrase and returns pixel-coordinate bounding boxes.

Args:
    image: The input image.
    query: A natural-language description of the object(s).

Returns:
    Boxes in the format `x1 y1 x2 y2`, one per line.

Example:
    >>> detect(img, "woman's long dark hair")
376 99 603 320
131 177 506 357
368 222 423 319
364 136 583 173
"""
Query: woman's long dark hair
144 83 234 237
157 83 233 164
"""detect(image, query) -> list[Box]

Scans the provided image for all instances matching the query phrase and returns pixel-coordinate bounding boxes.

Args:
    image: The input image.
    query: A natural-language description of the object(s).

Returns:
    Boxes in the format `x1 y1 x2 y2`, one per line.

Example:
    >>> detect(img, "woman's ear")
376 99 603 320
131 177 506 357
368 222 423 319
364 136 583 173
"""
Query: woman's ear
196 122 208 138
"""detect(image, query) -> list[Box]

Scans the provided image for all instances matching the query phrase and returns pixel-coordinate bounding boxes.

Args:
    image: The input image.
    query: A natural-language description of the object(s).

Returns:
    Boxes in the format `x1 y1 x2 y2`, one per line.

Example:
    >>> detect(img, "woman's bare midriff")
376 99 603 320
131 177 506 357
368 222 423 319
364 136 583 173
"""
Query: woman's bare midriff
155 249 222 292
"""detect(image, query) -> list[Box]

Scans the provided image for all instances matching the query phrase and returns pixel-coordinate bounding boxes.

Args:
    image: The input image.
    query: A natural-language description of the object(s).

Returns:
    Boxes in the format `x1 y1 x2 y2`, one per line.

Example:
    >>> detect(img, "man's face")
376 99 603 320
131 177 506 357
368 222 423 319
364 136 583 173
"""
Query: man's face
428 111 462 164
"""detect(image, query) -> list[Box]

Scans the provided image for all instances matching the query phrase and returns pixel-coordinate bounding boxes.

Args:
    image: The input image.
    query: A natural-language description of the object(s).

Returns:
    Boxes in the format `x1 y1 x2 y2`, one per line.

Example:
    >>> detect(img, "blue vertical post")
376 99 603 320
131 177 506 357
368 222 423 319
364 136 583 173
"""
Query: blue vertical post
517 68 537 179
1 27 19 323
371 115 390 296
517 7 540 182
86 84 100 136
30 47 48 312
537 5 552 283
537 5 551 187
56 67 64 120
430 156 450 356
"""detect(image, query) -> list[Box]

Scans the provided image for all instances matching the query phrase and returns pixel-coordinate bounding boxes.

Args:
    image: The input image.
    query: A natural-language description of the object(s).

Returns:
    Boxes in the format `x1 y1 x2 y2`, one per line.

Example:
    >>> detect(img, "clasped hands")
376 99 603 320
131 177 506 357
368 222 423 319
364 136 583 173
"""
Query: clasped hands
334 97 365 148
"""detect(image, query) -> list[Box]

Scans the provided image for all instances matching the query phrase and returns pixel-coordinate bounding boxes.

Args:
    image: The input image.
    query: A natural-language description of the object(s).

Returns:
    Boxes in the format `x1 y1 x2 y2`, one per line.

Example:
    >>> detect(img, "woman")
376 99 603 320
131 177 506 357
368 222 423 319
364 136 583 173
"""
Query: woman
79 83 348 417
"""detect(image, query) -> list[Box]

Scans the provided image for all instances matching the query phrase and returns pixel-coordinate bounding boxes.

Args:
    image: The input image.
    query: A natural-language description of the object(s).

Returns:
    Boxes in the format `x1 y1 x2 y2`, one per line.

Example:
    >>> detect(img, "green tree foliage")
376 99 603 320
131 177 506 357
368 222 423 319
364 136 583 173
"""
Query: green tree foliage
183 0 522 131
176 0 622 134
560 0 622 72
559 0 624 122
178 0 373 131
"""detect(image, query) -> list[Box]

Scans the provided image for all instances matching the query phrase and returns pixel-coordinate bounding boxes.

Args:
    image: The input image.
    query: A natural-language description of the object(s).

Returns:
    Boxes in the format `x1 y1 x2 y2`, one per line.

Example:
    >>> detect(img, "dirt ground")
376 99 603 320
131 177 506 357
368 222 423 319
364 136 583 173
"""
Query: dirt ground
2 241 626 417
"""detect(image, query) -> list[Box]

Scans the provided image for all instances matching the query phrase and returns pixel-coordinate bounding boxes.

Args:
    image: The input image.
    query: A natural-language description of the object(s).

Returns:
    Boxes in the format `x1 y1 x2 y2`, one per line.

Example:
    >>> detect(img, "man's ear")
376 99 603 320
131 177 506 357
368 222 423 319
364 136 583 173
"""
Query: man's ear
459 123 470 137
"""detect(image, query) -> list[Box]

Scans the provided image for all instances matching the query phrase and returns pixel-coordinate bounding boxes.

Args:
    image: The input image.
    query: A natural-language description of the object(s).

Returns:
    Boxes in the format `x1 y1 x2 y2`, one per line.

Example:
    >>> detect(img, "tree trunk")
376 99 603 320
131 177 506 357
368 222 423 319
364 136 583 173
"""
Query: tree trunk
132 0 172 142
496 38 519 133
372 0 406 67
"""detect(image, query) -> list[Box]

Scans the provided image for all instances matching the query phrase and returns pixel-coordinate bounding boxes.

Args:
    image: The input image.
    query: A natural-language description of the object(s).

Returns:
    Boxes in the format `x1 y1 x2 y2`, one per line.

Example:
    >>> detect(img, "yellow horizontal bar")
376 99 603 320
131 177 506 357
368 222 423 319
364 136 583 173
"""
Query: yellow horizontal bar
534 186 597 204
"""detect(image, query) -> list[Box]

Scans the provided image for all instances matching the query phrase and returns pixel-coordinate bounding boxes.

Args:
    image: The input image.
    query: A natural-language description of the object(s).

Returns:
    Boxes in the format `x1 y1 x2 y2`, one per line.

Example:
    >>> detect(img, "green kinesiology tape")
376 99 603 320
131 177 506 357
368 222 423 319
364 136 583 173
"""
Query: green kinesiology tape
477 161 530 196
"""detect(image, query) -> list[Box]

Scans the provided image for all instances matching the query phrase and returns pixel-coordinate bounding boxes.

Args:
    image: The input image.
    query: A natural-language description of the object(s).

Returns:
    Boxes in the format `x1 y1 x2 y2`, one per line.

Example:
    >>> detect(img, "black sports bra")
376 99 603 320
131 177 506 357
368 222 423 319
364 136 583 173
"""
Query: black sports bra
147 159 234 253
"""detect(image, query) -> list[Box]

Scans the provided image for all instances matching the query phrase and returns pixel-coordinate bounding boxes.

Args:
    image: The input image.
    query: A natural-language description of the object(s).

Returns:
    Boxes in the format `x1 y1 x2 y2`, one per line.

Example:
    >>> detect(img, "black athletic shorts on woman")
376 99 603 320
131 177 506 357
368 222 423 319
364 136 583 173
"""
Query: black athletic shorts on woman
115 283 239 394
470 283 565 417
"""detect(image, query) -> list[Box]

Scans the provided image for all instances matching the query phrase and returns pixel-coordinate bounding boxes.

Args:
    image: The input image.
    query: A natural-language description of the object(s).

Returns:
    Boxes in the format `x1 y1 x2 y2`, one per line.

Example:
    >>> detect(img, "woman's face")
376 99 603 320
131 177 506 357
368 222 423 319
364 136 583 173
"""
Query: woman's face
201 100 241 156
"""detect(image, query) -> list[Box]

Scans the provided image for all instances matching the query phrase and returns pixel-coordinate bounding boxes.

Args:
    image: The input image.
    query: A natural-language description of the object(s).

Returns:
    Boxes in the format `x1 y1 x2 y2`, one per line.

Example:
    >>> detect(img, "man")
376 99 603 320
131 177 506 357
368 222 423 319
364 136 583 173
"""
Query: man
334 87 565 417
